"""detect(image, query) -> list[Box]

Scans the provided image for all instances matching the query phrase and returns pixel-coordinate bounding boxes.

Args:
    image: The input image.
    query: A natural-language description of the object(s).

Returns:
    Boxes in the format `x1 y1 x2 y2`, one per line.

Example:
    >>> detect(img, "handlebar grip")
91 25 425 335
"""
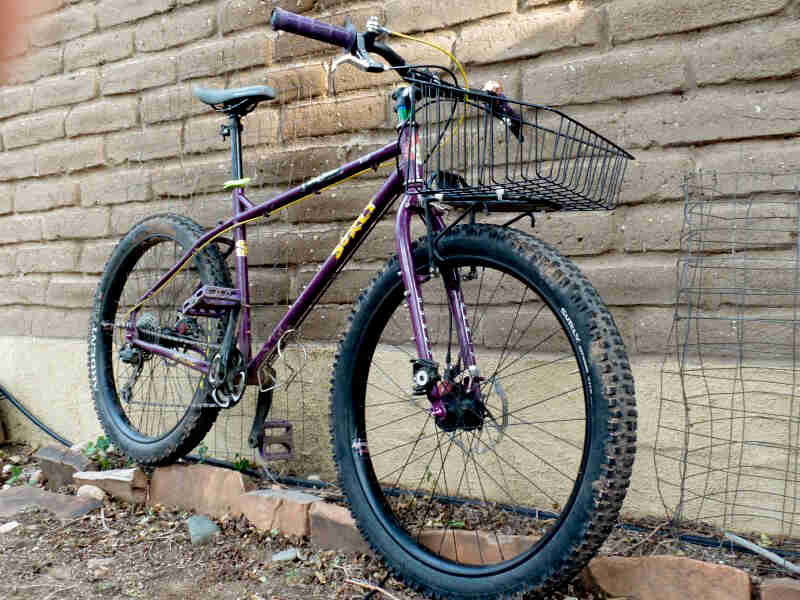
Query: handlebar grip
270 8 357 53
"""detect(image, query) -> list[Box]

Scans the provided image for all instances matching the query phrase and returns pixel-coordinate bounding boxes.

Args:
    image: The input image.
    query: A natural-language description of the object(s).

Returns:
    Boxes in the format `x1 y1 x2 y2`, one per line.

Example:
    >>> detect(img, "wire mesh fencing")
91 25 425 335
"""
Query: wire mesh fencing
656 167 800 560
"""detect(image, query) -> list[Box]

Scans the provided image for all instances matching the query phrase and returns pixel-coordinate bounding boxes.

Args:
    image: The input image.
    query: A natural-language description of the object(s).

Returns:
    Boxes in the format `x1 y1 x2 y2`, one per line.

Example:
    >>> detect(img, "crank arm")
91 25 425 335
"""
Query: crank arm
248 379 274 448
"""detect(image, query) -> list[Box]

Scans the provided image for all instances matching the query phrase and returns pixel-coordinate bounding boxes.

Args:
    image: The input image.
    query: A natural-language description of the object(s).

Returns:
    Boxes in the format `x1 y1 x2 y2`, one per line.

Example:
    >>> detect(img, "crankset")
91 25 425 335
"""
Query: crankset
204 300 243 408
208 347 246 408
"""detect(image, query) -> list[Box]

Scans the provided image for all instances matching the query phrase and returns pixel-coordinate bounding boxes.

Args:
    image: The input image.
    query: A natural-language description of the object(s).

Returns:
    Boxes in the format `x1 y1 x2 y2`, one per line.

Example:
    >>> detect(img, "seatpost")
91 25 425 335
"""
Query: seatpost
222 114 244 180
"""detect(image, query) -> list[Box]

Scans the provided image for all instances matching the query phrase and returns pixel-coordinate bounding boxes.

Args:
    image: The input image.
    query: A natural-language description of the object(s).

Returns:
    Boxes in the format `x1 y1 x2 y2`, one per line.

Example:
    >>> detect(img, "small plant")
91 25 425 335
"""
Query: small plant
196 443 209 463
6 465 23 486
83 435 113 470
232 453 255 472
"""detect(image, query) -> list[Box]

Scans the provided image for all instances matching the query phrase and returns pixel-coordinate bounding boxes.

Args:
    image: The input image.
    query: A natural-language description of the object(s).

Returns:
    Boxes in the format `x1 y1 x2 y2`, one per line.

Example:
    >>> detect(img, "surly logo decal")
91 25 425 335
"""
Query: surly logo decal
333 201 376 259
560 307 581 343
560 307 592 395
88 325 99 392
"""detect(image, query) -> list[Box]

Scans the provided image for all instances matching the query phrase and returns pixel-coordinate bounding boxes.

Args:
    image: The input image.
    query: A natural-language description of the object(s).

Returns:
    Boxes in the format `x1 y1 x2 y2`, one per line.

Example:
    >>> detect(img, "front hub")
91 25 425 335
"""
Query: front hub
433 380 485 432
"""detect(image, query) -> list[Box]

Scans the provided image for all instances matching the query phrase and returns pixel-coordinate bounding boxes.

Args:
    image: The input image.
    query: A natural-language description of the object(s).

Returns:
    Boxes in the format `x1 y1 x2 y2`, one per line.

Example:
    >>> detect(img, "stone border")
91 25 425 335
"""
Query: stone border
70 461 800 600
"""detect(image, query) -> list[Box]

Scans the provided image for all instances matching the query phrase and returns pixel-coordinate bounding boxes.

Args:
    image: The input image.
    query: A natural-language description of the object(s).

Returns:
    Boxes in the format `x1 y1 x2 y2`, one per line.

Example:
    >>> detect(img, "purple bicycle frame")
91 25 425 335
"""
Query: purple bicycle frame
129 126 478 392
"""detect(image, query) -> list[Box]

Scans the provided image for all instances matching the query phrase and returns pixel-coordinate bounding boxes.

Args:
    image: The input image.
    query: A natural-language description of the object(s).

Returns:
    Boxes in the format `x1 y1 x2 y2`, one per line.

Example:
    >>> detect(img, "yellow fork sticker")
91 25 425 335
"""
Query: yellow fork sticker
235 240 248 257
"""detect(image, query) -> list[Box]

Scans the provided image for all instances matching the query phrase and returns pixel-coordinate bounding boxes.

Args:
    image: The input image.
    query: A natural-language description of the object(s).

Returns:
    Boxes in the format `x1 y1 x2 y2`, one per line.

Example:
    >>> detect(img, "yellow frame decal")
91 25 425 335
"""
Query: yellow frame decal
333 201 377 259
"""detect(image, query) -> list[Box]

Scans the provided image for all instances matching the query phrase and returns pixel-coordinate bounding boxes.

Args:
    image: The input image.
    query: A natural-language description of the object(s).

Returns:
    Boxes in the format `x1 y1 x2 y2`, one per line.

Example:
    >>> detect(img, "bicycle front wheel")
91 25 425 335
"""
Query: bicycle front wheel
330 223 636 599
88 214 231 466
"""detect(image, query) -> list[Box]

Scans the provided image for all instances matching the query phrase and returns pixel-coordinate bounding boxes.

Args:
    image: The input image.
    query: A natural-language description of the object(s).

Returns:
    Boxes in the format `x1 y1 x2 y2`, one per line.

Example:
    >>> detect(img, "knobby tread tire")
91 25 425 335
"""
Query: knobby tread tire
88 214 231 466
329 224 636 599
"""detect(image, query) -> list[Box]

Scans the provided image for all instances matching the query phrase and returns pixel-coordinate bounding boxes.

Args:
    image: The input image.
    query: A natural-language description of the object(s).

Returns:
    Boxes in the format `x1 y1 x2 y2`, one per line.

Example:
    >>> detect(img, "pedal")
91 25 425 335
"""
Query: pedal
182 285 240 317
257 420 294 461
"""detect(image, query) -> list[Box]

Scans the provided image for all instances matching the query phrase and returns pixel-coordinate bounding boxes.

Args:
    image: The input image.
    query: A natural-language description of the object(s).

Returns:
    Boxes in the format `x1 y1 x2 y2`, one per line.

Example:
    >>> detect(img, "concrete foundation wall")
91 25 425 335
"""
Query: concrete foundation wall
0 336 784 534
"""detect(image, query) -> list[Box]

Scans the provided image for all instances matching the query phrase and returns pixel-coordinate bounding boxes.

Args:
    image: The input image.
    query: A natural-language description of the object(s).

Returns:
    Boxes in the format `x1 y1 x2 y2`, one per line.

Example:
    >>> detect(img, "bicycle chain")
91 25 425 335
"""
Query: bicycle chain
100 321 222 351
104 321 239 409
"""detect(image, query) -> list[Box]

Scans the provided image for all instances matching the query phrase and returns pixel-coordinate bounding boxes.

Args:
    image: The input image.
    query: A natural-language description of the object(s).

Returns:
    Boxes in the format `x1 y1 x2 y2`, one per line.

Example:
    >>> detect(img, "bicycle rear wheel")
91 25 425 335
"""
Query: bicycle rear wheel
330 223 636 599
88 214 231 466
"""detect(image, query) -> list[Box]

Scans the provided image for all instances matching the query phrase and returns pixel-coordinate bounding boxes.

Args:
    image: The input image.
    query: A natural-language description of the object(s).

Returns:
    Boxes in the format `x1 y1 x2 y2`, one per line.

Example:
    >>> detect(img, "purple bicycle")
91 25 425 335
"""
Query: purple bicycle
88 10 637 599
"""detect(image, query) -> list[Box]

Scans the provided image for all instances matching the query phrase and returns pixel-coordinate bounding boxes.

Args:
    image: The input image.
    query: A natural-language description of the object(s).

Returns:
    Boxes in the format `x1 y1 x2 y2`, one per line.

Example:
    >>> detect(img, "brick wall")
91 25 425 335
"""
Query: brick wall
1 0 798 353
1 0 800 444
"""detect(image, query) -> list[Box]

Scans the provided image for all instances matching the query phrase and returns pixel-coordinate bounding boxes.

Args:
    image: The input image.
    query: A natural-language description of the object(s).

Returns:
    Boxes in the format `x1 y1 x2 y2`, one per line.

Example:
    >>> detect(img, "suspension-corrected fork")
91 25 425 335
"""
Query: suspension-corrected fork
395 196 479 413
394 87 479 418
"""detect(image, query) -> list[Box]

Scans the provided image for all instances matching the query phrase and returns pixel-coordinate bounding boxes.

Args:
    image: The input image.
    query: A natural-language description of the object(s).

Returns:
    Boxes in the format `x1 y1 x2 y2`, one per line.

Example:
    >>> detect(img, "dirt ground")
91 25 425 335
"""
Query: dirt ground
0 442 792 600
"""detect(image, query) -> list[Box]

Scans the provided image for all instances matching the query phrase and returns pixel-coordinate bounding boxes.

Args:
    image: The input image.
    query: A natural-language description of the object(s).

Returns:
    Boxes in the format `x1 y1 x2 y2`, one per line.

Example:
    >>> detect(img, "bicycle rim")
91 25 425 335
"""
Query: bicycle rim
100 233 221 442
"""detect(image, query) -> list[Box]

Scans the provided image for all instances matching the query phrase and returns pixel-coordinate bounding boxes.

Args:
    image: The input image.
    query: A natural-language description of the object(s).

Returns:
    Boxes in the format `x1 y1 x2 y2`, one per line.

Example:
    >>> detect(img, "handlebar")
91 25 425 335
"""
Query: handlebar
270 9 523 139
270 8 357 53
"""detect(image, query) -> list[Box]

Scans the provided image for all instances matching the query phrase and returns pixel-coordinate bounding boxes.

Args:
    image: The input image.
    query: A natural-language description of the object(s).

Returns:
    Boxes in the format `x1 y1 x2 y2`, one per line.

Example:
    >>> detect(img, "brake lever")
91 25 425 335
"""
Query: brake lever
483 81 524 143
331 52 386 75
331 18 386 75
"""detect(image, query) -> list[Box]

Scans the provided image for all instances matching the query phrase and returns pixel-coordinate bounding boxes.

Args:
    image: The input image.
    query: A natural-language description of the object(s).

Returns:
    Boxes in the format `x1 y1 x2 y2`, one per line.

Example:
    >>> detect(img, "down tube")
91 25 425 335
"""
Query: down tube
247 170 405 379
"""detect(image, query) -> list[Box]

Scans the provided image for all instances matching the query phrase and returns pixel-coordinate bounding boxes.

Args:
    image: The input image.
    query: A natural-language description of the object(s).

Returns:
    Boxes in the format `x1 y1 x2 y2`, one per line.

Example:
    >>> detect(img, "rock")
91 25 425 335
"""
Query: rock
0 521 20 534
238 488 320 537
2 464 11 475
8 455 22 465
585 556 751 600
271 547 298 562
73 468 148 504
186 514 220 545
309 502 371 555
0 486 101 519
46 566 71 581
149 463 254 518
87 557 115 579
29 470 44 485
87 557 114 569
34 446 95 490
306 474 321 482
762 577 800 600
77 485 106 502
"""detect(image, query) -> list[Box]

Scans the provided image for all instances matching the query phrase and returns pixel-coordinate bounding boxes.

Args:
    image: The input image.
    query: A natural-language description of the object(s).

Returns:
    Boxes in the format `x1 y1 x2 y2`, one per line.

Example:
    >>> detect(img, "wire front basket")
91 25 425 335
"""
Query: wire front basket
403 78 634 212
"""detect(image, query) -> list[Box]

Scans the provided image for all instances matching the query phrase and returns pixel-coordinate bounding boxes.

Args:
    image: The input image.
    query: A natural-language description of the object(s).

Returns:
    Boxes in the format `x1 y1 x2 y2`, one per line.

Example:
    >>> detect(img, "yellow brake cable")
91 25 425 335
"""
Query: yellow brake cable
384 29 469 89
383 29 470 155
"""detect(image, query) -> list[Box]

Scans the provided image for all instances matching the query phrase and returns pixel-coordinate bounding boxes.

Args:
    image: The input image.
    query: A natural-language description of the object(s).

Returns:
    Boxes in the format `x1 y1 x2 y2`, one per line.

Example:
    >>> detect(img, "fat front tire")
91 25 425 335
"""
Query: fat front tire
88 214 231 466
330 223 636 599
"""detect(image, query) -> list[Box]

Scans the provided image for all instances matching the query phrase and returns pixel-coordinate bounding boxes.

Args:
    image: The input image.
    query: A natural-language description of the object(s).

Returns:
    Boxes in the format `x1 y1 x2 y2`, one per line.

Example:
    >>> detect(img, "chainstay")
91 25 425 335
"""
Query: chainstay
100 321 222 351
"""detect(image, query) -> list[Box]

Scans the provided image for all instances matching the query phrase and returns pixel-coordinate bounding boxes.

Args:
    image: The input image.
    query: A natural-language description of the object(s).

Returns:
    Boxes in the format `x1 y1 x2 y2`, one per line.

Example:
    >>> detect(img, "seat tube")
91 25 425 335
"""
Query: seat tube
229 114 251 363
233 189 251 364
